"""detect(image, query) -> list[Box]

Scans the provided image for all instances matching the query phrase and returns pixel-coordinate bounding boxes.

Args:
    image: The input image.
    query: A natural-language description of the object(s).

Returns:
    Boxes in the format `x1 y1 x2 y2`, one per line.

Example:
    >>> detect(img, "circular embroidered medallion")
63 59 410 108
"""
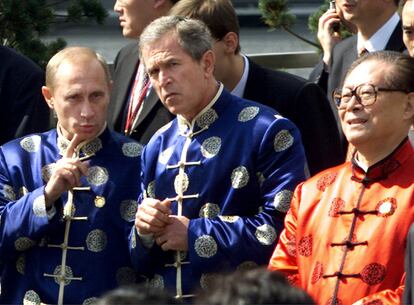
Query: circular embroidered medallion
360 263 386 285
311 261 323 284
16 254 25 274
148 274 164 289
87 166 109 186
218 215 240 222
237 261 258 271
273 130 294 152
201 136 222 158
94 196 106 208
199 203 220 218
53 265 74 286
15 237 36 251
82 138 102 156
196 109 218 129
238 106 260 122
86 229 107 252
159 146 174 164
328 198 346 217
174 172 189 195
20 135 41 153
147 180 156 198
122 142 143 157
376 198 397 217
116 267 137 286
298 235 313 257
231 166 249 189
23 290 41 305
316 172 337 192
120 200 138 222
256 172 266 187
255 224 277 245
82 297 98 305
41 163 56 182
200 273 220 290
33 195 47 217
3 184 16 201
274 190 293 213
195 235 218 258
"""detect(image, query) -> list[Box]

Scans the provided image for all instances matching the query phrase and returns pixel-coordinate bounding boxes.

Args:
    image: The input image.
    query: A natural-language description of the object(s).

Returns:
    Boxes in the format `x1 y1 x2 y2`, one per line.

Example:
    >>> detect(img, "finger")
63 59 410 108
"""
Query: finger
65 134 83 158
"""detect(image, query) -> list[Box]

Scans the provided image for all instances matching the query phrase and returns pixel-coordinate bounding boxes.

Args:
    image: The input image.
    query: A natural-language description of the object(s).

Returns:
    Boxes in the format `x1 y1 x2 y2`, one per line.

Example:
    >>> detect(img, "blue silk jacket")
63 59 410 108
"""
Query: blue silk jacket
130 85 307 299
0 128 142 304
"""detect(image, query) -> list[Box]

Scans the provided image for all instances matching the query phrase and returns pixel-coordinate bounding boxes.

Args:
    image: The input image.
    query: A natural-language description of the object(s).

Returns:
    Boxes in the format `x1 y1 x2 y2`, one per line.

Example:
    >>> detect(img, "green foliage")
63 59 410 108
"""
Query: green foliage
0 0 107 68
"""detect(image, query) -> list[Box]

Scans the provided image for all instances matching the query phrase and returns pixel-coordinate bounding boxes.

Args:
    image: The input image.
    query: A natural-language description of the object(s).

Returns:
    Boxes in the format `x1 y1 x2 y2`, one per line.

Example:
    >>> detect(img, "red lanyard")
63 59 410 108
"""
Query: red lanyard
124 77 150 135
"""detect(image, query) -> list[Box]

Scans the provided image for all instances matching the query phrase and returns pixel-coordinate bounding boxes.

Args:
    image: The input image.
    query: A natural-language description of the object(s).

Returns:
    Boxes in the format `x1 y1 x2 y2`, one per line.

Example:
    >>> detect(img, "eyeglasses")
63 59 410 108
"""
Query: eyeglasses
333 83 410 109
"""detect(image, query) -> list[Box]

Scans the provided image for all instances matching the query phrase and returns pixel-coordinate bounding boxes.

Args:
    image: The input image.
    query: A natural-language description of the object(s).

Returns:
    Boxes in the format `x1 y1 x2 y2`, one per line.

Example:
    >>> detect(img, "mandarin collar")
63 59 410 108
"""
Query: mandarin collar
351 138 412 185
56 123 107 157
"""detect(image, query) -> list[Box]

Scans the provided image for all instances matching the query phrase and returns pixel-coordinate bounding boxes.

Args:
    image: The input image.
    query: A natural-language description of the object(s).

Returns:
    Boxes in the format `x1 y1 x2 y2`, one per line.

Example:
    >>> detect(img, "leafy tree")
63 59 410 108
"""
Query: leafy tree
258 0 351 51
0 0 107 68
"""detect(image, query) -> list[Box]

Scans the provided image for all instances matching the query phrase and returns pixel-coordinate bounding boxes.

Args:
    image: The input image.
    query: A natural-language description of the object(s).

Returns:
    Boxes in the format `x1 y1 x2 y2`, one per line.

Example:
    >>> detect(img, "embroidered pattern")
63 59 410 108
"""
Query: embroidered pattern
148 274 164 289
53 265 74 285
200 273 220 290
86 229 107 252
329 198 346 217
33 195 47 217
255 224 277 245
274 190 293 213
174 172 189 194
360 263 386 285
147 180 156 198
120 200 138 222
317 172 337 192
195 235 218 258
16 254 25 275
82 138 103 156
238 106 260 122
196 109 218 129
15 237 36 251
23 290 41 305
201 136 222 158
298 235 312 257
3 184 16 201
274 130 294 152
122 142 143 157
87 166 109 186
41 163 56 182
231 166 249 189
311 261 323 284
237 261 258 271
116 267 137 286
376 198 397 217
159 146 174 164
199 203 220 218
82 298 98 305
20 135 41 153
219 215 240 222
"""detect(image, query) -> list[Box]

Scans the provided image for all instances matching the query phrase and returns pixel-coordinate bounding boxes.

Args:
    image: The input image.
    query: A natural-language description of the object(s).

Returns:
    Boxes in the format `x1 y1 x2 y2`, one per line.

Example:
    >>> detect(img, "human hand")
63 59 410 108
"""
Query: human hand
154 215 189 252
317 8 342 65
135 198 172 235
44 134 88 206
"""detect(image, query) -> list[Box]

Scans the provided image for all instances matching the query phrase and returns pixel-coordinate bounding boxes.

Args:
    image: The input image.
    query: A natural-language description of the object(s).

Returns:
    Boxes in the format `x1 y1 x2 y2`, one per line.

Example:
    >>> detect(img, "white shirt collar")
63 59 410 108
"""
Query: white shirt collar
357 12 400 53
231 54 249 98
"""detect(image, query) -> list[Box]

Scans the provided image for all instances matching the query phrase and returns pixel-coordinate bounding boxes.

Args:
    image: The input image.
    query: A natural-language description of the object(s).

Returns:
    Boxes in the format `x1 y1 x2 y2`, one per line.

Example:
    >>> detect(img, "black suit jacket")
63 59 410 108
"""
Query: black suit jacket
108 42 174 145
0 46 50 145
245 58 342 175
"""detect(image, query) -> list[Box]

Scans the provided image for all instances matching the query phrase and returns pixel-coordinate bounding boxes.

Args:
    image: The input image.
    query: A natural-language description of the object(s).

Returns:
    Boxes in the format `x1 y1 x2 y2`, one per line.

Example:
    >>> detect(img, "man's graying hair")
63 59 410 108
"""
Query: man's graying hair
139 15 213 62
344 51 414 93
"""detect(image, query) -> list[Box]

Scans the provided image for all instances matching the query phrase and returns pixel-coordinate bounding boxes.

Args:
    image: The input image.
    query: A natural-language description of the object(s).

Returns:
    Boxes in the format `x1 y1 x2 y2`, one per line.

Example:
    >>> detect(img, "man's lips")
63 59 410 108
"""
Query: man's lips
347 118 367 125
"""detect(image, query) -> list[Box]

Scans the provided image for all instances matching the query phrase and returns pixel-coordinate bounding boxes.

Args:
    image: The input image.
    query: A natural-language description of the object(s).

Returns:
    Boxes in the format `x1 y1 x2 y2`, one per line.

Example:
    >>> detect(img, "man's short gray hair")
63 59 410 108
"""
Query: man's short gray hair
139 15 213 62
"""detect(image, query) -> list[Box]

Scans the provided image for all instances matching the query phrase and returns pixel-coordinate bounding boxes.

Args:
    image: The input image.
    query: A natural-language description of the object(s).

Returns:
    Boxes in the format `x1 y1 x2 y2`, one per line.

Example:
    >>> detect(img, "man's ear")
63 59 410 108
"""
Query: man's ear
201 50 216 77
404 92 414 121
41 86 55 109
221 32 239 54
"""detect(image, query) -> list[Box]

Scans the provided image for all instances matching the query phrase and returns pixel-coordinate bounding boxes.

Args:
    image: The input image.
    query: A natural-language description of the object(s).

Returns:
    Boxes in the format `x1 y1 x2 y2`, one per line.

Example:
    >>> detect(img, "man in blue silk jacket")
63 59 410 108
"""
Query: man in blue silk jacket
0 47 142 304
131 16 307 300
